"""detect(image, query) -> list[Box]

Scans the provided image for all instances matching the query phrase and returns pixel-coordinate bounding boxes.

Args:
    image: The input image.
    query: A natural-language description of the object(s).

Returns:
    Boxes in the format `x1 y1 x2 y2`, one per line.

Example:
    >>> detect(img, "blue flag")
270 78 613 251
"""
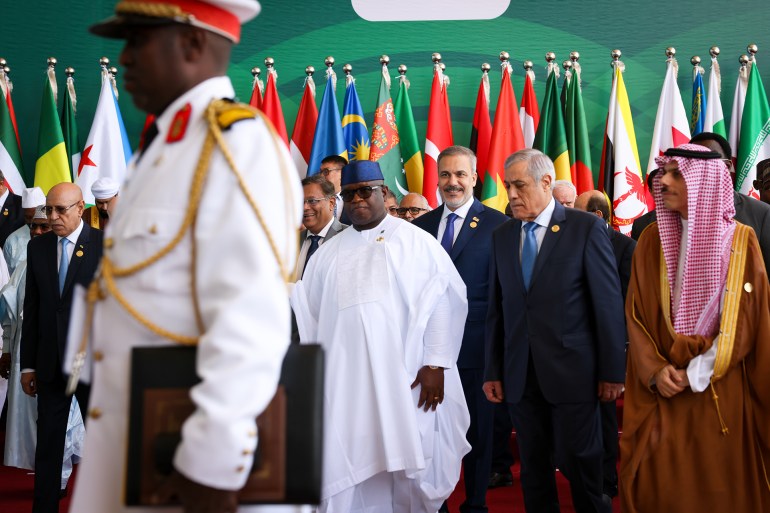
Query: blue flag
308 73 347 175
342 78 370 161
691 67 707 136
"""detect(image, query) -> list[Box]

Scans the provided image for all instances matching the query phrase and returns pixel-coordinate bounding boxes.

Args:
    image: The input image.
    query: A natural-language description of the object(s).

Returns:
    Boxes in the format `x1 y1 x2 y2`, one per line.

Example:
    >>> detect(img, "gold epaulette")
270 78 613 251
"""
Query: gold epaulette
209 99 257 130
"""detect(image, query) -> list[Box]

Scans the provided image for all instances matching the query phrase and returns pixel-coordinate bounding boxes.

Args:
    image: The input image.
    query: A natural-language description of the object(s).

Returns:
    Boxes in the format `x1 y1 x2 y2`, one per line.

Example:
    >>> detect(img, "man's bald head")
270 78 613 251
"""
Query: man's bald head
46 183 84 237
575 190 611 221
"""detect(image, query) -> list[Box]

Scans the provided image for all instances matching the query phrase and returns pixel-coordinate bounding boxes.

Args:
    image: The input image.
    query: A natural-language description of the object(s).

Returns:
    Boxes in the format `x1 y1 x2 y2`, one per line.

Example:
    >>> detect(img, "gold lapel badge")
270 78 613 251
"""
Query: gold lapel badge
2 209 8 216
75 250 84 257
551 225 560 233
469 222 478 228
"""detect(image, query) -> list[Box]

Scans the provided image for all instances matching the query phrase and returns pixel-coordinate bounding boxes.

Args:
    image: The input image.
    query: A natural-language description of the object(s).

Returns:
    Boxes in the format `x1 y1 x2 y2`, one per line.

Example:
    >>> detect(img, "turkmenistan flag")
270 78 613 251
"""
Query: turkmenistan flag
533 65 570 181
370 64 406 199
704 55 726 138
564 68 594 193
0 75 25 192
34 72 71 193
736 60 770 198
393 72 424 195
60 73 79 181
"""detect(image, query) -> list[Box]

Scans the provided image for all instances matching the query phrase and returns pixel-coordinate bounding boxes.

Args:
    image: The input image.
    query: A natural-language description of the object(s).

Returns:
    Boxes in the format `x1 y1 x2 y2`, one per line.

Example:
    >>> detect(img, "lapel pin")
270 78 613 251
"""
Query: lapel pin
551 225 560 233
472 216 479 222
75 250 84 257
469 222 478 228
149 224 158 234
2 209 8 216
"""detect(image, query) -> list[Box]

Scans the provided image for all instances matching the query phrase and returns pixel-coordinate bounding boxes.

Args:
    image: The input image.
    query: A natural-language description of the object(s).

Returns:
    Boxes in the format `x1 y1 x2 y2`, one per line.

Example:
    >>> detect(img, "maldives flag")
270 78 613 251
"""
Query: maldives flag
469 68 492 198
599 62 646 235
249 70 263 110
0 70 25 192
647 56 690 209
289 74 317 179
729 61 750 165
260 67 288 146
533 65 570 182
519 68 540 148
736 60 770 198
423 64 453 207
564 68 594 193
481 63 524 213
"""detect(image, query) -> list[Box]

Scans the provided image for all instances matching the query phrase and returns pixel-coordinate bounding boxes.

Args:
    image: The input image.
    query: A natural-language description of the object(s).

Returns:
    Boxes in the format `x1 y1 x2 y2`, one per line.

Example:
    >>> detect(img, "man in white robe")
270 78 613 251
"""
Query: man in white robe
3 187 44 275
292 160 471 513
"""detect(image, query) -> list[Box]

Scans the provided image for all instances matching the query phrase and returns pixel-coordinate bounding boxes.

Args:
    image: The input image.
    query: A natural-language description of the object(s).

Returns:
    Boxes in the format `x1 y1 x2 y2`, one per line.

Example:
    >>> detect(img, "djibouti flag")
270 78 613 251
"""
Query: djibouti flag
35 71 71 193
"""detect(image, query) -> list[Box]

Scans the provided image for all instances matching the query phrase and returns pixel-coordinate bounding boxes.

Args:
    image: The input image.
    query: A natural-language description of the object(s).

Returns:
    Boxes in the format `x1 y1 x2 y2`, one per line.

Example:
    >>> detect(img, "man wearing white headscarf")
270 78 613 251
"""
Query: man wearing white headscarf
90 176 120 230
3 187 45 274
621 144 770 512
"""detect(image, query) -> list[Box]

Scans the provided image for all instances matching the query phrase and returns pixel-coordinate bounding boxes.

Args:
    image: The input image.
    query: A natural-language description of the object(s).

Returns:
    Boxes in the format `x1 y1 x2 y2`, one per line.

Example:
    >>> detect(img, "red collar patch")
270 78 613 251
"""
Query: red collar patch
166 103 192 143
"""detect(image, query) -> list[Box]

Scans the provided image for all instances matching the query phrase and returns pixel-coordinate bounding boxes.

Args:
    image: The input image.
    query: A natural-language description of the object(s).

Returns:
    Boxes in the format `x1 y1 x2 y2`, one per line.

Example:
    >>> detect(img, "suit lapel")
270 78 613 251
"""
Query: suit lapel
530 201 566 289
422 208 442 239
62 224 90 297
450 199 484 260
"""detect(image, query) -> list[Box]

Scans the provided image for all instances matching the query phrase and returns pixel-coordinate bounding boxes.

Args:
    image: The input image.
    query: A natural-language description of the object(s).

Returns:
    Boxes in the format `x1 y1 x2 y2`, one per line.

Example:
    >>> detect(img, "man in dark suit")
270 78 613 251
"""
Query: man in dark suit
413 145 508 513
0 170 26 247
484 149 626 513
21 182 103 513
296 174 347 278
632 133 770 278
575 190 636 497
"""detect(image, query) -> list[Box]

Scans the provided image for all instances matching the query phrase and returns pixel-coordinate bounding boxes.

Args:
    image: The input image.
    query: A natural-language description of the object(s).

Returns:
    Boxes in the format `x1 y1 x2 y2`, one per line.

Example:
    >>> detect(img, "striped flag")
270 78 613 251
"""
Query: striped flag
370 63 406 199
599 60 646 235
469 67 492 198
60 71 79 180
564 62 594 193
533 63 570 182
76 68 132 206
0 69 25 192
481 61 524 213
704 54 726 138
736 59 770 198
307 67 346 176
423 62 453 207
690 62 707 136
34 67 71 193
289 73 317 179
260 65 288 146
519 65 540 148
342 72 370 161
729 59 750 165
393 71 424 194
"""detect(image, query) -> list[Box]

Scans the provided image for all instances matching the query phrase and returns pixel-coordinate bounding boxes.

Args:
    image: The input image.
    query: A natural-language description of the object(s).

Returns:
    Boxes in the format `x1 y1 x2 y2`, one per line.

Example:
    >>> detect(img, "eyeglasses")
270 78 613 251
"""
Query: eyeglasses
319 167 343 177
396 207 428 216
303 197 330 206
387 206 399 214
44 202 79 216
340 185 382 202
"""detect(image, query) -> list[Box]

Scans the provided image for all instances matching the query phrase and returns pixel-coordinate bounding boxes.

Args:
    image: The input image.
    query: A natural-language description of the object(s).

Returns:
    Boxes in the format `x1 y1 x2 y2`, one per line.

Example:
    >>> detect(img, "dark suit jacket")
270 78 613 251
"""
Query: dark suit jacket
413 198 509 369
21 224 103 383
608 226 636 301
297 218 347 277
632 192 770 275
0 192 24 247
485 201 626 404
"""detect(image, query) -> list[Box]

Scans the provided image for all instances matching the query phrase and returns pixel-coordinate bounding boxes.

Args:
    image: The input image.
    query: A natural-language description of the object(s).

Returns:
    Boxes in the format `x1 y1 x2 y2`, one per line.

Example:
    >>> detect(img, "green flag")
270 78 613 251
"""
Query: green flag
60 75 79 181
736 60 770 196
393 75 424 195
565 68 594 192
533 66 570 182
34 72 71 194
369 66 406 199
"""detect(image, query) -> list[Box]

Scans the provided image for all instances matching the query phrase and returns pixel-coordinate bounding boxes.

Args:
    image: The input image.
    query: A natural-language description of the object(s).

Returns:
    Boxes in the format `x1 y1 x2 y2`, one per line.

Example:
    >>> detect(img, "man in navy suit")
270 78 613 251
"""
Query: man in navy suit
21 182 103 513
483 149 626 513
413 145 508 513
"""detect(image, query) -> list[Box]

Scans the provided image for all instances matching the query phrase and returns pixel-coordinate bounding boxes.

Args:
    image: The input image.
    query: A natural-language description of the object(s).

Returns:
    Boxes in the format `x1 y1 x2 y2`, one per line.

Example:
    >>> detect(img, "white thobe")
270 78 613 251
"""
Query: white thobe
291 215 471 512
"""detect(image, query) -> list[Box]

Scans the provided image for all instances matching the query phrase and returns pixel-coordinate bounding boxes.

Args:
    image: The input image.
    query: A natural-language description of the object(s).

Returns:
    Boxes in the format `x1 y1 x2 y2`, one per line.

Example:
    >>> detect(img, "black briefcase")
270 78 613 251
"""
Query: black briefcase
125 343 324 505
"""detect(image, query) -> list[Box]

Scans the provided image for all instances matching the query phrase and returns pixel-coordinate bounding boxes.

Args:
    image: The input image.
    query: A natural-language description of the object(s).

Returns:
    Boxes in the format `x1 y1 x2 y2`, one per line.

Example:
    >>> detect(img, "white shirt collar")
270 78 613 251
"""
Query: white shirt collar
530 197 556 229
59 220 84 245
308 217 335 239
442 197 474 221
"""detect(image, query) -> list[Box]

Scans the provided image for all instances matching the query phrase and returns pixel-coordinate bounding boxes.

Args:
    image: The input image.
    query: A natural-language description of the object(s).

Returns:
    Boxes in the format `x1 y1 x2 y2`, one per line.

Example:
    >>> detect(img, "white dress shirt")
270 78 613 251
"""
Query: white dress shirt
57 220 84 271
297 217 336 274
519 197 556 256
436 198 475 245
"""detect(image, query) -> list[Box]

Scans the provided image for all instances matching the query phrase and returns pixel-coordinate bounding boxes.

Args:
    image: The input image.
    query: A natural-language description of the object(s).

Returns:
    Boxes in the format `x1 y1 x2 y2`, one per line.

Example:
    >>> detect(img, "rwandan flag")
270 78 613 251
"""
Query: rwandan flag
342 75 370 161
691 64 707 136
34 69 71 193
307 70 347 176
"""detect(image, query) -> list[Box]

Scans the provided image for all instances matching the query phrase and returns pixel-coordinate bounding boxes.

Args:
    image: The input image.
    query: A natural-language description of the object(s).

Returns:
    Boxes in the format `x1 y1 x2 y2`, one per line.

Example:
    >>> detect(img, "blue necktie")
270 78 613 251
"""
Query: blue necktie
441 213 458 254
521 222 538 290
59 238 70 294
302 235 321 277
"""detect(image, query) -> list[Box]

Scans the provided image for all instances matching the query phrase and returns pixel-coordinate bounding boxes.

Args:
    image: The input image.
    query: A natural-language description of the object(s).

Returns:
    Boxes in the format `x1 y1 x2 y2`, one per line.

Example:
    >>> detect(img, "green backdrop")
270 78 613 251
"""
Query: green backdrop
3 0 769 185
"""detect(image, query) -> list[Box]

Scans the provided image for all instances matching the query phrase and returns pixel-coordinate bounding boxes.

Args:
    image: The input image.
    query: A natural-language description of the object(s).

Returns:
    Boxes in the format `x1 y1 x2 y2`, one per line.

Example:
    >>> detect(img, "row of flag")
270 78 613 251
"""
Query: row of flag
0 61 131 206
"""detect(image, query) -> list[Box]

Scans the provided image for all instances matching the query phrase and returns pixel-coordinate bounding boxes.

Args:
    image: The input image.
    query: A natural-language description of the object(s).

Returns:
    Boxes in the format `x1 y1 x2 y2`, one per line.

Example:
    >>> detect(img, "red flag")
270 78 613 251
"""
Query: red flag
423 65 453 207
481 63 525 212
290 74 318 179
519 67 540 148
248 70 263 110
470 68 492 198
260 67 289 146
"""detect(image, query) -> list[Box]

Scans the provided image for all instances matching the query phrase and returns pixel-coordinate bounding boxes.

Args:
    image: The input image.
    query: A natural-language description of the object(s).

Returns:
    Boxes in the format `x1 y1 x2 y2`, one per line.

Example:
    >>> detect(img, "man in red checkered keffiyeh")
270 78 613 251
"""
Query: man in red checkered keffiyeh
652 143 735 336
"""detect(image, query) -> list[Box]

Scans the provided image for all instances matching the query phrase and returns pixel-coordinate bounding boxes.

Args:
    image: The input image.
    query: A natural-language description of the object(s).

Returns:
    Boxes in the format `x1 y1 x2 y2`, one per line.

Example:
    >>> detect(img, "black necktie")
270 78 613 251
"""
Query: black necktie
302 235 321 277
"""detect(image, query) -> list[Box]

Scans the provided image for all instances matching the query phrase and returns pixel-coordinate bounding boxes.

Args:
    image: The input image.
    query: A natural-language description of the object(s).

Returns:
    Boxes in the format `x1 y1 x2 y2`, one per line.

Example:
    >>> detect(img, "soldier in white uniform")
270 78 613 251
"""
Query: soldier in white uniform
70 1 302 512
